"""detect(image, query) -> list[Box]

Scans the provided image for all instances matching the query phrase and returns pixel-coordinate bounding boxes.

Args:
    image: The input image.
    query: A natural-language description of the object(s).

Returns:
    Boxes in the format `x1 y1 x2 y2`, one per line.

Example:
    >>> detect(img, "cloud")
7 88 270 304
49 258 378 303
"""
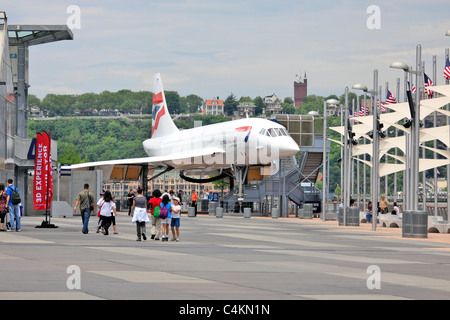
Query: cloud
4 0 450 100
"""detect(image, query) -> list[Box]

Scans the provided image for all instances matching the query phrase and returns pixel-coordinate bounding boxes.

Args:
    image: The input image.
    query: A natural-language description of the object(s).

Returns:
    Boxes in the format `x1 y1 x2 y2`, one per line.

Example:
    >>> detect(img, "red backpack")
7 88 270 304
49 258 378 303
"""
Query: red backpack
0 193 7 213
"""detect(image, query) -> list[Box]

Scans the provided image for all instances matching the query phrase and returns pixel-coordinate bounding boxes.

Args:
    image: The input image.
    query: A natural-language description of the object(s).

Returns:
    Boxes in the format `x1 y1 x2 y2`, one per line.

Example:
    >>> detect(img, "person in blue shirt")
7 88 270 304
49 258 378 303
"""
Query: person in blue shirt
6 179 21 232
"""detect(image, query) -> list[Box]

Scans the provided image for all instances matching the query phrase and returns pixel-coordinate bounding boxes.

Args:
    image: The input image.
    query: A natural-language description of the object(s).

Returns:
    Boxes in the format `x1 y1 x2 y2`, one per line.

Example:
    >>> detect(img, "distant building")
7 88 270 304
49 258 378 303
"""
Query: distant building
294 72 307 108
264 94 283 115
202 97 224 115
237 102 256 117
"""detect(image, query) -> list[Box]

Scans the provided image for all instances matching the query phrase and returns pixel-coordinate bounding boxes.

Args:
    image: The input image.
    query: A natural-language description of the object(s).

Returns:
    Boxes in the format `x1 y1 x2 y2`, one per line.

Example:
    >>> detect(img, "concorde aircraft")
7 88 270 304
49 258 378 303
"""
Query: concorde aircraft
63 73 300 199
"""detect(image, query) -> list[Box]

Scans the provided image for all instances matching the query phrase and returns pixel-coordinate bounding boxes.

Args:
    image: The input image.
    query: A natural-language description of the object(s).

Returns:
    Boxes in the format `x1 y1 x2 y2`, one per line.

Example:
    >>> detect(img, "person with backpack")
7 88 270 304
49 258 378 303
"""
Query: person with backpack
6 179 21 232
0 183 8 231
149 189 162 240
160 194 172 242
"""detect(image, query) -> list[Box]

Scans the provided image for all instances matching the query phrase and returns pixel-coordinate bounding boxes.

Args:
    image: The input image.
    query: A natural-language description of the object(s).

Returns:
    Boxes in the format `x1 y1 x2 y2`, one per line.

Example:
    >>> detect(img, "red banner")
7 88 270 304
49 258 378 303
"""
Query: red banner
33 131 52 210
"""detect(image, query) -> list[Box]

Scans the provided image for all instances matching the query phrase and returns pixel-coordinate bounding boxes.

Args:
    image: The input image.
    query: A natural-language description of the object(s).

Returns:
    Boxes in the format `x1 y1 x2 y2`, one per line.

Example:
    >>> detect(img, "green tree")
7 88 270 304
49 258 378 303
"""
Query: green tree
224 93 238 116
253 96 265 116
165 91 181 114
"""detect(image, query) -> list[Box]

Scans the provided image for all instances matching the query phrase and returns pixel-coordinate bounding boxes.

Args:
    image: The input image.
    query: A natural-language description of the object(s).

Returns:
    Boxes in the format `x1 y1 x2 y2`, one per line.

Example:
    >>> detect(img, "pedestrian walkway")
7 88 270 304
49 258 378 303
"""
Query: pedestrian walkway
0 213 449 301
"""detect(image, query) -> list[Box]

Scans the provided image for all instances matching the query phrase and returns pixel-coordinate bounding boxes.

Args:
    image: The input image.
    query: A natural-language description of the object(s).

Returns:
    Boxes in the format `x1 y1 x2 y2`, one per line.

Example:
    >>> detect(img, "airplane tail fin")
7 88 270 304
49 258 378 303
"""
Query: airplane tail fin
151 73 179 138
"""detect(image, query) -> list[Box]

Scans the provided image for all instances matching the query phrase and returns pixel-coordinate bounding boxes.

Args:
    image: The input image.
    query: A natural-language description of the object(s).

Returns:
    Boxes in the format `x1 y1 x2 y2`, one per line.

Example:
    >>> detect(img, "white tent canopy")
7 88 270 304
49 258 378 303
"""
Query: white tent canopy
328 84 450 177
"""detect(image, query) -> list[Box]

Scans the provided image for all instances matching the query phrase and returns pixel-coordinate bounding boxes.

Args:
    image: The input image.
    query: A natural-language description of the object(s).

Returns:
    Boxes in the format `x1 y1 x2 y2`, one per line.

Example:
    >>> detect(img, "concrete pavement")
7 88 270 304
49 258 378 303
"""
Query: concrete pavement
1 212 449 301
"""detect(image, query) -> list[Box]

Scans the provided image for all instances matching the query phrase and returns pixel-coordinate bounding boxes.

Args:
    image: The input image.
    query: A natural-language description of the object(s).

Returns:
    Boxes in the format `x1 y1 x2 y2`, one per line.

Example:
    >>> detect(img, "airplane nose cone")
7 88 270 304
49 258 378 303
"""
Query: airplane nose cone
279 138 300 157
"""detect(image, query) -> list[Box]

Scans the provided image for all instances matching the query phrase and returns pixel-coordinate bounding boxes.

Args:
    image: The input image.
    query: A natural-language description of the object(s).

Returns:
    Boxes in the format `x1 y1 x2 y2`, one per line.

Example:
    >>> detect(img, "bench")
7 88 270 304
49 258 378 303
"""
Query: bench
427 216 450 233
379 212 402 228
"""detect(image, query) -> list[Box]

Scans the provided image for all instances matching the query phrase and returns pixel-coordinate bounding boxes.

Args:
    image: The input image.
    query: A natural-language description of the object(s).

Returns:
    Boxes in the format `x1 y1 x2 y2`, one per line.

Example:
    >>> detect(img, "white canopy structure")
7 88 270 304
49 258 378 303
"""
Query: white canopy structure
328 85 450 177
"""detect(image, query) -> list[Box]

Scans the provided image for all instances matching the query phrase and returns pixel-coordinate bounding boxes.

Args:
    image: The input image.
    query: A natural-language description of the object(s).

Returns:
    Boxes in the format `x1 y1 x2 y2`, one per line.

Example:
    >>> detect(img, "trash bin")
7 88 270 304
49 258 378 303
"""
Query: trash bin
338 207 359 226
216 207 223 218
200 199 209 211
208 202 218 216
347 207 360 226
271 207 278 219
244 207 251 218
402 210 428 238
188 206 196 217
299 203 313 219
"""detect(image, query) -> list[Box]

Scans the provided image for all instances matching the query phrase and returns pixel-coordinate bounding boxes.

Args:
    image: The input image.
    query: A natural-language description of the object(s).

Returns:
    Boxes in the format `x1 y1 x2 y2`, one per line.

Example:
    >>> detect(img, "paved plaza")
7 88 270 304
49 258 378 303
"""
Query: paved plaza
0 212 449 301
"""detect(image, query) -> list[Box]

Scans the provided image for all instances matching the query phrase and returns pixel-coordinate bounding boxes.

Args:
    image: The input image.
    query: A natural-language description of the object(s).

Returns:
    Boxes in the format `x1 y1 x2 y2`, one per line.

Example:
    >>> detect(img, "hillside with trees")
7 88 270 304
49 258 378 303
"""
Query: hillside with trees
28 89 361 195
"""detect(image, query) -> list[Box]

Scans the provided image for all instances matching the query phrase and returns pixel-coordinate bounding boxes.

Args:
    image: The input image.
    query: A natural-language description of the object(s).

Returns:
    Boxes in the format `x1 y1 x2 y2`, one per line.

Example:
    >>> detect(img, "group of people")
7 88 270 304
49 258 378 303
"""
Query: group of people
74 184 119 235
0 179 22 232
74 185 183 242
366 196 401 223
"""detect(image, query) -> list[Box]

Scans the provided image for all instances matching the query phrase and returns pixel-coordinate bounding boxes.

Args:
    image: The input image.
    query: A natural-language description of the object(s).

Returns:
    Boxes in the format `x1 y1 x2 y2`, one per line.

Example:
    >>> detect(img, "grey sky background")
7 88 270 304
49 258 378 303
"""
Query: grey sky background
4 0 450 101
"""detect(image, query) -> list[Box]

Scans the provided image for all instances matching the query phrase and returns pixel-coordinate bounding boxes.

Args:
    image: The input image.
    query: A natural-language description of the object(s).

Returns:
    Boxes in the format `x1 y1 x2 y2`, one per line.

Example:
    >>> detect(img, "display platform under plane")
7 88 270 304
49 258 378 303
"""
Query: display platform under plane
63 73 300 198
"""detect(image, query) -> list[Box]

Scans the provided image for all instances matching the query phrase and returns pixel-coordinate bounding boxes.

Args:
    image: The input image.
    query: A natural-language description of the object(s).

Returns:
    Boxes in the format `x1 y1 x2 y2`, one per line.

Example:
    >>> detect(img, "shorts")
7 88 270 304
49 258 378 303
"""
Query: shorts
160 218 171 225
171 218 180 227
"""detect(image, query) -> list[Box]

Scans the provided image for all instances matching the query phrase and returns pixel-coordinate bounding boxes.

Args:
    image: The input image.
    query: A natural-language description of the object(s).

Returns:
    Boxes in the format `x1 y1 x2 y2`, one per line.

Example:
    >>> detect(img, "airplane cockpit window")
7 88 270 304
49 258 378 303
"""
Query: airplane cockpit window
278 128 288 136
268 128 278 137
261 128 288 137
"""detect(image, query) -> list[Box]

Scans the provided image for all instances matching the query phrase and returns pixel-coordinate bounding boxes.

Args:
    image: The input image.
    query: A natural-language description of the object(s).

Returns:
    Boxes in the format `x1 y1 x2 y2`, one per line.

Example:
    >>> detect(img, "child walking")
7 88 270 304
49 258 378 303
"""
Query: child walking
170 196 181 241
160 194 172 242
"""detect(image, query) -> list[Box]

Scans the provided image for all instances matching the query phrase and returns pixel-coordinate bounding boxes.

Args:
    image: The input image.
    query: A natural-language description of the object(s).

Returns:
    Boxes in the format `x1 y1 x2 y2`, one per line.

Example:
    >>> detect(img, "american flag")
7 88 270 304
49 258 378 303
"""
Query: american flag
444 57 450 80
348 108 354 118
385 90 397 104
408 81 416 93
359 104 366 117
424 73 434 98
377 99 386 112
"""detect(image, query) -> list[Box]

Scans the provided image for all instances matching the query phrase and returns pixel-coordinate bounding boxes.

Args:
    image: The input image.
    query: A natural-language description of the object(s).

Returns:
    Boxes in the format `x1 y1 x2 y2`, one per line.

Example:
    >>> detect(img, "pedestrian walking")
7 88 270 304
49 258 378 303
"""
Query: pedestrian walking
160 194 172 242
170 196 181 242
97 190 117 235
131 188 149 241
191 190 198 216
74 183 95 234
6 179 21 232
0 183 8 231
127 188 136 216
149 189 162 240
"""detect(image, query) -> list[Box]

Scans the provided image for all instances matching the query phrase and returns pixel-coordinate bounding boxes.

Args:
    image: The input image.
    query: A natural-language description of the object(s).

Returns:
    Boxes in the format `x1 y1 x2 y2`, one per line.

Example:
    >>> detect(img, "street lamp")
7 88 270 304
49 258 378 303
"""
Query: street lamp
352 69 379 231
389 45 423 212
322 98 340 221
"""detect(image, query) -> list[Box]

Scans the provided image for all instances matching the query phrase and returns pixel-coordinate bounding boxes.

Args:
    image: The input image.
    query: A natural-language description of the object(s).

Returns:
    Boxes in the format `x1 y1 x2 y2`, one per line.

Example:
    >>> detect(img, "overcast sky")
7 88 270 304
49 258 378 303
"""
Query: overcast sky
4 0 450 101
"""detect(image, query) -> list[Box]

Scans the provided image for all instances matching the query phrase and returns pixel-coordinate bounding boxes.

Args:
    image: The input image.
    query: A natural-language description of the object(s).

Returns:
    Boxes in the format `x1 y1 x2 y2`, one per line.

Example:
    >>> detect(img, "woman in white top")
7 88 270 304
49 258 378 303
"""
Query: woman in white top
131 188 149 241
97 190 117 235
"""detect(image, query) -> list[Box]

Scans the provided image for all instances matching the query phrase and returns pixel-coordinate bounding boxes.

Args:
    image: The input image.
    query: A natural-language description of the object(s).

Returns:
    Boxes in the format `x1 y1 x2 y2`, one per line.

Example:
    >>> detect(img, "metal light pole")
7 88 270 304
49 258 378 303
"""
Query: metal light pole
322 99 339 221
322 100 327 222
352 69 379 231
390 46 423 212
445 31 449 219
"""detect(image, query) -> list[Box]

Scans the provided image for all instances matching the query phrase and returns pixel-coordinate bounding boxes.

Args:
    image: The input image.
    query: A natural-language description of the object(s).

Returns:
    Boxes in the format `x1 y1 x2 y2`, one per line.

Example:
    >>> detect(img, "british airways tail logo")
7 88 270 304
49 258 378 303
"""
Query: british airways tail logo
152 92 165 136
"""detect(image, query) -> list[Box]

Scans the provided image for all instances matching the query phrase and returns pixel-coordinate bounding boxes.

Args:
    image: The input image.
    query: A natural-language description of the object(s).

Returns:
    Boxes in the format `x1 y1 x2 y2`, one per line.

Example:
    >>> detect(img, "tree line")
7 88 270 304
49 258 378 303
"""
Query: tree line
29 89 356 117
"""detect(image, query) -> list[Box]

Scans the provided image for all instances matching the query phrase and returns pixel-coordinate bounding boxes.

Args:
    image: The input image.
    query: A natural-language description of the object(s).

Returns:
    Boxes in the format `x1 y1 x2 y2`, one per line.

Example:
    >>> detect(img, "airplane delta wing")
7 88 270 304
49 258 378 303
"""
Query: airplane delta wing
62 146 226 181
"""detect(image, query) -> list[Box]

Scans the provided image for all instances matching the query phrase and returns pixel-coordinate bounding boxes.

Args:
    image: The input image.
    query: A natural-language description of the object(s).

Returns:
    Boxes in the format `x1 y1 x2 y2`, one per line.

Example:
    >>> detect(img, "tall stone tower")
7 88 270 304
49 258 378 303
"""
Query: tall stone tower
294 72 307 108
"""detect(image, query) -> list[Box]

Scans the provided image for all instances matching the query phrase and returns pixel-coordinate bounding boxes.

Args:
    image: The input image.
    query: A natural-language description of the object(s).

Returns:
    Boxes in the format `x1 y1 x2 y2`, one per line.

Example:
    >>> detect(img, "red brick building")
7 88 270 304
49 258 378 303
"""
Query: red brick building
294 72 307 108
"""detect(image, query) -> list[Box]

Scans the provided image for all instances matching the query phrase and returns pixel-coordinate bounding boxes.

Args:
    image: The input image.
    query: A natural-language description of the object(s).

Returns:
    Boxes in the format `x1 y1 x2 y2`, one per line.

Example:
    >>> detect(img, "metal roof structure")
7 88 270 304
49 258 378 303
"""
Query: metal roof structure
7 24 73 46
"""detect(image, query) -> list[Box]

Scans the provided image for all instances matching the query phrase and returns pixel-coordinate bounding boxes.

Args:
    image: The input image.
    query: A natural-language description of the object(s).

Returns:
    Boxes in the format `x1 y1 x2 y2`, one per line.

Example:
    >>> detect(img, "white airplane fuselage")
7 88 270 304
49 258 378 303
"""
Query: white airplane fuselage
142 117 299 170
